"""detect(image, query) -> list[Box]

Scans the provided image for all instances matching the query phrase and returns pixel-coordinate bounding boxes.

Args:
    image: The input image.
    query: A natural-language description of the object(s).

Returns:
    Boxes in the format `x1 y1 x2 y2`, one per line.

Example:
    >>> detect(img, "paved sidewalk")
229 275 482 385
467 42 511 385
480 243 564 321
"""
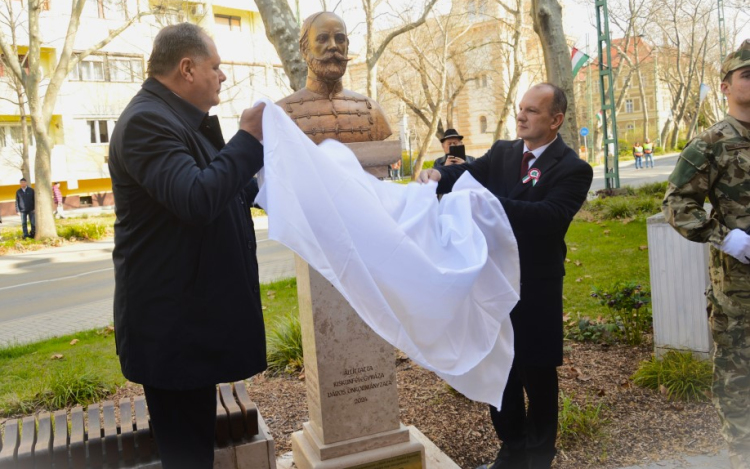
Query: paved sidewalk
617 450 730 468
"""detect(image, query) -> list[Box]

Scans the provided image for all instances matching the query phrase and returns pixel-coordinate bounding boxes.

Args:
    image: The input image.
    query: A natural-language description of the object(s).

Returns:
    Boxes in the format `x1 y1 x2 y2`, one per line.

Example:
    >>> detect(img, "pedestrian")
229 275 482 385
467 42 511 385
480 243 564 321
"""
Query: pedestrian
633 141 644 169
643 137 655 168
15 178 35 239
433 128 476 168
108 23 266 468
52 182 66 219
663 38 750 469
419 83 593 469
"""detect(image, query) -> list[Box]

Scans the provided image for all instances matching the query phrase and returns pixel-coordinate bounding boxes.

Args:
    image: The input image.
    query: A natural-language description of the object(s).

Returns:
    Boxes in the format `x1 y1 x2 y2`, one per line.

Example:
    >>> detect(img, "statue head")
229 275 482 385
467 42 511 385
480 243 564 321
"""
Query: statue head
300 12 351 83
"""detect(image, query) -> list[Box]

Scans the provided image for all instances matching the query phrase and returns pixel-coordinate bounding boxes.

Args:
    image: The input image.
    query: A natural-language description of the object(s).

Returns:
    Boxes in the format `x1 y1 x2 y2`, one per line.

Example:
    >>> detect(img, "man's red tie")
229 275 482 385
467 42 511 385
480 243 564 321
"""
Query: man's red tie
520 151 535 178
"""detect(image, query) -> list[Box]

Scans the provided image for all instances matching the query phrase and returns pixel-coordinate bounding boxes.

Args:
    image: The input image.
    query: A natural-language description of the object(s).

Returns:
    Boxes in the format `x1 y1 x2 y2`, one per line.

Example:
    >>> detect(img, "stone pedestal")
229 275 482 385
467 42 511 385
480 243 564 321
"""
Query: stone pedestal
292 256 425 469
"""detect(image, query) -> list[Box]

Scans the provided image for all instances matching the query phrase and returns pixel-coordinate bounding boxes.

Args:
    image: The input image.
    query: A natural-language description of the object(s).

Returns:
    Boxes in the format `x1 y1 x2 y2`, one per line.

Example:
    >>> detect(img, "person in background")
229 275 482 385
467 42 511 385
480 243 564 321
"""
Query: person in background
419 83 593 469
663 39 750 469
15 178 35 239
633 141 643 169
643 137 654 168
433 128 475 168
52 182 66 219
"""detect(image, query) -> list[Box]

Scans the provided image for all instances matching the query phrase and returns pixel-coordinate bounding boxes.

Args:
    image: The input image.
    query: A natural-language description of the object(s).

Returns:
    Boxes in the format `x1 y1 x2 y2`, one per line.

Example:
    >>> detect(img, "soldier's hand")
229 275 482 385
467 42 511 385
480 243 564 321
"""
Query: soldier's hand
720 229 750 264
417 169 442 184
239 102 265 143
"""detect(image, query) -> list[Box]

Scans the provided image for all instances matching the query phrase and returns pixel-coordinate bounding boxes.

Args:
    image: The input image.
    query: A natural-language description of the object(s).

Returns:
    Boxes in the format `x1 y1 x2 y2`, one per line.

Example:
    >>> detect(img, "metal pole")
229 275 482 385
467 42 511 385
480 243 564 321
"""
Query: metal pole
587 34 595 164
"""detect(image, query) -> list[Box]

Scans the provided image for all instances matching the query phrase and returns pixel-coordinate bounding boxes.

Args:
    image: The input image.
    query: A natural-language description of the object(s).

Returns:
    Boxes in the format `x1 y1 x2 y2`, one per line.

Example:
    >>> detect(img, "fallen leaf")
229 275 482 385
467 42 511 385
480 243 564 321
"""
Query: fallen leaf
603 230 611 235
575 278 583 283
266 290 276 297
659 384 669 396
565 258 571 263
574 260 583 266
563 313 571 321
571 247 578 251
51 354 63 360
262 306 267 310
576 374 592 382
671 403 685 411
585 275 592 278
597 389 606 397
69 339 79 345
639 245 649 251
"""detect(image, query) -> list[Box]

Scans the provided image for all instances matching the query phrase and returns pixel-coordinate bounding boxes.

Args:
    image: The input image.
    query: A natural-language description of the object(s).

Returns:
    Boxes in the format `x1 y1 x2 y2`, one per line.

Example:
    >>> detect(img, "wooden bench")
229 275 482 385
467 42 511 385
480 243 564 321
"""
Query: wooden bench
0 382 276 469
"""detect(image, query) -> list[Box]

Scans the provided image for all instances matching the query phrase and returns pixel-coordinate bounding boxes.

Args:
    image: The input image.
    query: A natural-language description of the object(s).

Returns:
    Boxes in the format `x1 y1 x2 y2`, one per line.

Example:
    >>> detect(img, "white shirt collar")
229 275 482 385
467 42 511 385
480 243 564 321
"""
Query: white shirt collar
523 134 558 165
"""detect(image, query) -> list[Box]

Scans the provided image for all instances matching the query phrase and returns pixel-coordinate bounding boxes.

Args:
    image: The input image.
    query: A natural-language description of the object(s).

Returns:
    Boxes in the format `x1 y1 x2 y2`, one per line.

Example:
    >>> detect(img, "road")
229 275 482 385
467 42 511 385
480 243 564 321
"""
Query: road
0 154 679 342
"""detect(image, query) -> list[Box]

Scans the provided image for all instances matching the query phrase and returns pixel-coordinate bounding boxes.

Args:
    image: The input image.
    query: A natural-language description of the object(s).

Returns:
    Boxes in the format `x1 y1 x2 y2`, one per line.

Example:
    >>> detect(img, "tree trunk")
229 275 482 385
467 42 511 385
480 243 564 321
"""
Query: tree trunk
531 0 579 148
253 0 307 91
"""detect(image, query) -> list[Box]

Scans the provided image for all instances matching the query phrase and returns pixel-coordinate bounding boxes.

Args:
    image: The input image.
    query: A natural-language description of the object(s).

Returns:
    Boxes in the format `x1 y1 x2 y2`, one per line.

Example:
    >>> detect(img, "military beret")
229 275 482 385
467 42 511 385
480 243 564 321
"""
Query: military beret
722 39 750 77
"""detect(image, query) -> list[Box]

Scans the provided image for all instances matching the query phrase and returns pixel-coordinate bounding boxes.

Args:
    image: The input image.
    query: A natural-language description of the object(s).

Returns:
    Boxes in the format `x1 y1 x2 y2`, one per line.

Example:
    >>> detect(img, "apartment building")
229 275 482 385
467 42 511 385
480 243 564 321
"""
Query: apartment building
0 0 290 215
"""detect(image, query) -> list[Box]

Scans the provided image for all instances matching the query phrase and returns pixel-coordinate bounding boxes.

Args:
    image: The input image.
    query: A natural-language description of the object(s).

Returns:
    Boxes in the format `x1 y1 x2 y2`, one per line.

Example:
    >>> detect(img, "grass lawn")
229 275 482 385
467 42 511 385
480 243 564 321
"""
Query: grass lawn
0 277 299 417
563 217 650 319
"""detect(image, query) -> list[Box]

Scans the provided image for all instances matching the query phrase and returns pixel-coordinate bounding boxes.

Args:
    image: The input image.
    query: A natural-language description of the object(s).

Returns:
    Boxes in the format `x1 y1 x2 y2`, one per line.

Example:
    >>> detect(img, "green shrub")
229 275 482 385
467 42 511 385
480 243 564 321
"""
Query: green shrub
37 367 113 409
266 312 304 374
632 351 712 402
602 198 635 219
57 222 108 240
635 181 668 198
558 393 608 446
591 281 651 345
632 196 662 216
422 160 435 170
564 313 618 344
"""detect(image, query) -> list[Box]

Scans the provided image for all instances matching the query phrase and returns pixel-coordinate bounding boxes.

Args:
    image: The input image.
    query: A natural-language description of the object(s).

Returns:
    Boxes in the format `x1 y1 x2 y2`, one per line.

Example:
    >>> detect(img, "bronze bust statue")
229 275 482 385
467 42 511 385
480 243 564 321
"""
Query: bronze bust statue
277 12 393 145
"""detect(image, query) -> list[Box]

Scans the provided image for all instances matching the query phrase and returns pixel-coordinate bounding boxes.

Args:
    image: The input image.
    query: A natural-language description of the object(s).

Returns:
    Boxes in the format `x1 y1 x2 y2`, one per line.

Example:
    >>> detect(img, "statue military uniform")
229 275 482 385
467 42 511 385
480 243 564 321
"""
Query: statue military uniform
663 39 750 469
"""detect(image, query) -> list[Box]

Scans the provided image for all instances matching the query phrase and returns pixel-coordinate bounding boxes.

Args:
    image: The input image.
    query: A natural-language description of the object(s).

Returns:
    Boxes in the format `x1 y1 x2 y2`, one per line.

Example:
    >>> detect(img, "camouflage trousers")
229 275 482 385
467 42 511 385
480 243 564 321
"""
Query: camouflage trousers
708 288 750 469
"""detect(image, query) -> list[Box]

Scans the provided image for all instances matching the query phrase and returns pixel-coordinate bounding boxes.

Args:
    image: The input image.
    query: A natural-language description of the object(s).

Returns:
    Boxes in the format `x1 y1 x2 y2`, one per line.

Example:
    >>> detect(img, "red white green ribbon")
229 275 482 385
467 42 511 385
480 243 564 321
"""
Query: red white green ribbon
522 168 541 186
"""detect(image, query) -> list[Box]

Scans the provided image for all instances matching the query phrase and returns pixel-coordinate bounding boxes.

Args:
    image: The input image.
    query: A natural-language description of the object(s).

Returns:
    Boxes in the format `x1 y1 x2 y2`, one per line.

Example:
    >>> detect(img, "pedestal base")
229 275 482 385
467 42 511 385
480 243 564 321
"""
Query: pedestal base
292 424 425 469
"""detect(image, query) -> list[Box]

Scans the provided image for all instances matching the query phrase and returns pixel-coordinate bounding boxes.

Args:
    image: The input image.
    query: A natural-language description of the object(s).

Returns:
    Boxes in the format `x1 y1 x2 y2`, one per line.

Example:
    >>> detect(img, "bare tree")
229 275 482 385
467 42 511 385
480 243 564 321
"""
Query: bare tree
378 5 476 179
491 0 525 141
253 0 307 91
0 0 31 181
530 0 579 145
0 0 151 238
361 0 439 99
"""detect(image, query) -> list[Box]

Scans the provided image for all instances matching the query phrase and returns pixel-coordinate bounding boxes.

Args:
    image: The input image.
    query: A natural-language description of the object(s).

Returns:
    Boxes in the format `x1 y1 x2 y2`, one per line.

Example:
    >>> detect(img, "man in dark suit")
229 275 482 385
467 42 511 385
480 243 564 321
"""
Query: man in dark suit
108 23 266 468
433 128 476 168
15 178 35 239
419 83 593 469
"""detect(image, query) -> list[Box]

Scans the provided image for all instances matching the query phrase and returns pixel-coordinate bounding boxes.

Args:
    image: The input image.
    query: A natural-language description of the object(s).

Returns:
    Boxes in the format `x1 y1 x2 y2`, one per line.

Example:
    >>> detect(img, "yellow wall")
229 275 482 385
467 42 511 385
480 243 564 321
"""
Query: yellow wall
0 178 112 203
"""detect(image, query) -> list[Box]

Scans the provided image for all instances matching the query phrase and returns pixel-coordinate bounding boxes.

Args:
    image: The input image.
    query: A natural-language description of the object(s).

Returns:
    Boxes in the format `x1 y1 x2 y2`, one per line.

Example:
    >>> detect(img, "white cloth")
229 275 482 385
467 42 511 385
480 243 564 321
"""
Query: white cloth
255 99 520 408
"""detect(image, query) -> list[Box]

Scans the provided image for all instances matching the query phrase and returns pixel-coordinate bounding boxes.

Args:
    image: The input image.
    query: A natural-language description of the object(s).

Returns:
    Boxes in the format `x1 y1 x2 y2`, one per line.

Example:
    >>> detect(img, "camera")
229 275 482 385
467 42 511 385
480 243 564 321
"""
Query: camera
448 145 466 160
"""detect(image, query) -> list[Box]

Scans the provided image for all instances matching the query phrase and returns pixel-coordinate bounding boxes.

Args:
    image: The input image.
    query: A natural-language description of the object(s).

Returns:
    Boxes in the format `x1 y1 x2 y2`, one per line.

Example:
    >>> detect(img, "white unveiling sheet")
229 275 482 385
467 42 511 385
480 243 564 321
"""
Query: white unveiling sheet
254 99 520 408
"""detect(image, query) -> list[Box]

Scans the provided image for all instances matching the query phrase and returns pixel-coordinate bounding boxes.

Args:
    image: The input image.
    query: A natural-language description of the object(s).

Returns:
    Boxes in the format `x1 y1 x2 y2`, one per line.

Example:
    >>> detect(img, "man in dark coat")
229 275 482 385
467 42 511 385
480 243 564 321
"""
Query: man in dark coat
108 23 266 468
419 83 593 469
15 178 35 239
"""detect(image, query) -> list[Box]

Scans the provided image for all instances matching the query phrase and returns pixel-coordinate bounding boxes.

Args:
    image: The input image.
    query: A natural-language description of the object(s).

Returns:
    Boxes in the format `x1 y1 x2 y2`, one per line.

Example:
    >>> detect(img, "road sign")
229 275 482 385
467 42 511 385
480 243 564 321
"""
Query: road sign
580 127 589 137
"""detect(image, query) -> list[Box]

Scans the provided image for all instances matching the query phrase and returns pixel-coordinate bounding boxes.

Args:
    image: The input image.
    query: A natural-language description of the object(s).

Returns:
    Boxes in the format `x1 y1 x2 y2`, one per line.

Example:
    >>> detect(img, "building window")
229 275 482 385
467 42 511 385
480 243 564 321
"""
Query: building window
87 120 113 144
0 124 34 147
625 99 634 113
215 14 241 31
480 115 488 133
626 123 635 131
68 54 143 82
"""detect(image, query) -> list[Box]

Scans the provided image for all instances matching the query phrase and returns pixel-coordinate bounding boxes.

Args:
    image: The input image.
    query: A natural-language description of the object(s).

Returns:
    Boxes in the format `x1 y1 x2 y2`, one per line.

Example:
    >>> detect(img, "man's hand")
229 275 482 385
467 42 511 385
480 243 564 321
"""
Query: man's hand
239 102 266 142
417 169 442 184
444 156 464 166
720 228 750 264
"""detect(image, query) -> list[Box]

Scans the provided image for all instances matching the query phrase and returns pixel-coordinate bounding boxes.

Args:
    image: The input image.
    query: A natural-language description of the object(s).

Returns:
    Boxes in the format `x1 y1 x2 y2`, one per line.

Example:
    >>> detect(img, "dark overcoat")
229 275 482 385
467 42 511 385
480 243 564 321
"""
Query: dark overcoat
437 136 593 366
108 78 266 389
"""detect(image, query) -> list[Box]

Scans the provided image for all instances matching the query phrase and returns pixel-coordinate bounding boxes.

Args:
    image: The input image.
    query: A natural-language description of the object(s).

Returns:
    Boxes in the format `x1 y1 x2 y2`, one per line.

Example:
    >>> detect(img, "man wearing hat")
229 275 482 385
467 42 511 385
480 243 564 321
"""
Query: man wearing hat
663 39 750 469
433 128 475 168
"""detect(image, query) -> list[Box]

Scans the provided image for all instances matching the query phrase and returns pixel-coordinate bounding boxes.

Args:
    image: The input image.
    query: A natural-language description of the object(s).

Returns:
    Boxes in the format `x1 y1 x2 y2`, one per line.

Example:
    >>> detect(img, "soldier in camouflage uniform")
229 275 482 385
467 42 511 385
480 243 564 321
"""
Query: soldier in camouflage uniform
663 39 750 469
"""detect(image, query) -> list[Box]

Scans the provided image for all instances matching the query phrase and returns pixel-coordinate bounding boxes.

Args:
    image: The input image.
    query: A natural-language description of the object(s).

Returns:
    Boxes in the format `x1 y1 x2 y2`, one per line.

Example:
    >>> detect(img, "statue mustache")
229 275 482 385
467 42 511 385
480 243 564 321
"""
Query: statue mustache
310 52 351 63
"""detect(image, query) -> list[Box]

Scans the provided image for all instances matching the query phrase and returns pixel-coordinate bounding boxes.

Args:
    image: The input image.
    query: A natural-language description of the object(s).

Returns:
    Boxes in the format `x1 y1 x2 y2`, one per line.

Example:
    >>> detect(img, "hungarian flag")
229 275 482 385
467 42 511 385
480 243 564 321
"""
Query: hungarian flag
571 47 590 76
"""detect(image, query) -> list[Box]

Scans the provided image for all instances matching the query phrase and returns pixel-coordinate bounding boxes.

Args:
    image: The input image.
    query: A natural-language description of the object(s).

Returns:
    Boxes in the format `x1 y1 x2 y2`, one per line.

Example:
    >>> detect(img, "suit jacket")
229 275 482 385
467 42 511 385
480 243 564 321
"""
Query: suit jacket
108 78 267 389
437 136 593 366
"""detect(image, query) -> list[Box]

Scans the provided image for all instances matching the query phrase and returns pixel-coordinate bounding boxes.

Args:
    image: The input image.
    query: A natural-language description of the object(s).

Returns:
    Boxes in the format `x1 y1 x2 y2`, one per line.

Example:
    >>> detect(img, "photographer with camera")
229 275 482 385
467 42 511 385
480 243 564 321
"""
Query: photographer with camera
433 128 475 167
